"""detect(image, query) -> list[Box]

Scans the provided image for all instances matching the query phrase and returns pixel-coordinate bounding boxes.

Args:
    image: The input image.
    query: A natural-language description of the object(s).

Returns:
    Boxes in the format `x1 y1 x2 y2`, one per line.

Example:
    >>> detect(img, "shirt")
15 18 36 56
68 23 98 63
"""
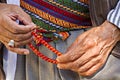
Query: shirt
2 0 120 80
3 0 20 80
107 0 120 28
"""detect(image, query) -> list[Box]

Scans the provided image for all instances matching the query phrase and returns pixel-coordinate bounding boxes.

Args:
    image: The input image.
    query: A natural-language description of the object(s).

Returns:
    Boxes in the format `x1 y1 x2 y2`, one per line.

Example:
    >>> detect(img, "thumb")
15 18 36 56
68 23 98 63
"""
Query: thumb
56 53 71 63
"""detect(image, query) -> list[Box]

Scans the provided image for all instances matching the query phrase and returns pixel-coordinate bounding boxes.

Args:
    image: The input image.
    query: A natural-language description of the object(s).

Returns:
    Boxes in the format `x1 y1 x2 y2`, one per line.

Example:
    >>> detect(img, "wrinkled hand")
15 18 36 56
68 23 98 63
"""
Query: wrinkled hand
57 21 120 76
0 3 36 54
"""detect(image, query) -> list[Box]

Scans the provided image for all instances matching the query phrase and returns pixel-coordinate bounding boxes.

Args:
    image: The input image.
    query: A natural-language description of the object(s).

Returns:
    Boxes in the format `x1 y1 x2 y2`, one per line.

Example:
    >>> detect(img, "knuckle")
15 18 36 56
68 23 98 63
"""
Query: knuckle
94 52 100 56
96 58 101 63
12 28 19 33
69 53 79 61
78 67 87 73
15 36 21 41
70 55 76 61
73 62 81 69
15 42 20 47
97 55 103 63
87 41 94 47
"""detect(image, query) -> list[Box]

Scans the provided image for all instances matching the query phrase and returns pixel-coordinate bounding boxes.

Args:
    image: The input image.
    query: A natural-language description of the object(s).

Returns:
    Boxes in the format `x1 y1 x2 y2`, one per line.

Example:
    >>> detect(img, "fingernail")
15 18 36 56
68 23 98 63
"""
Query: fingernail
30 23 36 30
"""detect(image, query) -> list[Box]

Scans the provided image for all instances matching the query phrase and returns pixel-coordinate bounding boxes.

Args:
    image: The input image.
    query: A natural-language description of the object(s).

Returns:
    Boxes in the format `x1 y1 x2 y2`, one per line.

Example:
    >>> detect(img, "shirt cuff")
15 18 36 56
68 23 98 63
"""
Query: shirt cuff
107 1 120 28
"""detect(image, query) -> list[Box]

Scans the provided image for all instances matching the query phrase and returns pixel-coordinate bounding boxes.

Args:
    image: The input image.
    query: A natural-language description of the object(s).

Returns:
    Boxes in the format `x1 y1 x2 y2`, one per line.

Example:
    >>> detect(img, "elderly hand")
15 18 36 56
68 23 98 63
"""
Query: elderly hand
57 21 120 76
0 3 36 54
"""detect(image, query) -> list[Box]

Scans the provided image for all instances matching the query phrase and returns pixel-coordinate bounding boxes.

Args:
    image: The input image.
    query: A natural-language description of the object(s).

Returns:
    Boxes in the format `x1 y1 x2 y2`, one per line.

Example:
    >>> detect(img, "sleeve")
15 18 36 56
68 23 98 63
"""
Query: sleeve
107 0 120 28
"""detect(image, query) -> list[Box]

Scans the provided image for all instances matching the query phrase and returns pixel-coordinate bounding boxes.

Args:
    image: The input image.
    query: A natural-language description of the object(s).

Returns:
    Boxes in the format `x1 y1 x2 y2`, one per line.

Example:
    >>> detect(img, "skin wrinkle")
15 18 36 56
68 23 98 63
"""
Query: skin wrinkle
78 58 100 73
0 26 33 47
79 47 110 76
112 27 120 40
57 21 120 76
58 41 104 71
73 46 99 68
81 40 115 76
72 45 101 71
67 47 85 62
69 37 97 62
0 3 36 54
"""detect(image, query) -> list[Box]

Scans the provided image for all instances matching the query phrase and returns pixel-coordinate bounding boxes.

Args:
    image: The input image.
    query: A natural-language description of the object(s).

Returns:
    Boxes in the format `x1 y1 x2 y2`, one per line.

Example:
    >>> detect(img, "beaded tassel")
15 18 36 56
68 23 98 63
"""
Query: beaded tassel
28 29 62 64
28 43 58 64
32 31 62 56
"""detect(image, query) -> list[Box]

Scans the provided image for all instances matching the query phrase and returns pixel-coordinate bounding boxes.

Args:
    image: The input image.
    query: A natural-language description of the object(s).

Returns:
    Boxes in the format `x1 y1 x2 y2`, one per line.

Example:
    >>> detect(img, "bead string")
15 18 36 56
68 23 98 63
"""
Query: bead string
28 29 62 64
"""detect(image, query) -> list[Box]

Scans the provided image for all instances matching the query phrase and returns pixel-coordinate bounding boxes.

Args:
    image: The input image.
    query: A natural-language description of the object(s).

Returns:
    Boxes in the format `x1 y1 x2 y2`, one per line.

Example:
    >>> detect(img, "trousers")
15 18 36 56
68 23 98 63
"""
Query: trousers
14 29 120 80
0 0 120 80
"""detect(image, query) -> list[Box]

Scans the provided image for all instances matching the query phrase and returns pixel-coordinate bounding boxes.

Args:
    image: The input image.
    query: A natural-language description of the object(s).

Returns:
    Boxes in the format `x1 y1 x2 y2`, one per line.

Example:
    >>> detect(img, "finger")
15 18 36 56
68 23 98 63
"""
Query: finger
1 37 30 55
7 46 30 55
0 35 33 47
79 44 114 76
57 50 101 71
2 16 36 34
57 39 97 63
6 19 35 33
78 57 105 76
57 62 73 70
57 46 85 63
77 55 102 73
10 12 32 25
57 32 98 63
0 26 33 41
79 63 101 76
17 13 32 25
57 40 108 71
14 37 33 47
11 31 32 42
72 40 107 68
57 51 101 71
9 6 32 25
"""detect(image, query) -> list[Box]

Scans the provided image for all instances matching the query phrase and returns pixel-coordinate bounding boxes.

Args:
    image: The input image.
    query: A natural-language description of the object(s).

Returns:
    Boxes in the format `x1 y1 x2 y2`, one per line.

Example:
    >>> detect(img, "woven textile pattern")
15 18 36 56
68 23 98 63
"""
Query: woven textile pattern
20 0 91 41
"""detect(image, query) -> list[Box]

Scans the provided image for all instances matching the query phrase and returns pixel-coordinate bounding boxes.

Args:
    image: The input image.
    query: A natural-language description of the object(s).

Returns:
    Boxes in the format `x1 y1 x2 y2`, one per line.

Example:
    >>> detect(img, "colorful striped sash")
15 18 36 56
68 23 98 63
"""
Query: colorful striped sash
20 0 91 41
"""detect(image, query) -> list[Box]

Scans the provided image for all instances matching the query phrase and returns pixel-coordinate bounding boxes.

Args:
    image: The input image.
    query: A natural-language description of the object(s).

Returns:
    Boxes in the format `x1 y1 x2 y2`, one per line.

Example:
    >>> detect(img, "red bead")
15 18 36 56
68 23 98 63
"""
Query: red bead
28 29 63 64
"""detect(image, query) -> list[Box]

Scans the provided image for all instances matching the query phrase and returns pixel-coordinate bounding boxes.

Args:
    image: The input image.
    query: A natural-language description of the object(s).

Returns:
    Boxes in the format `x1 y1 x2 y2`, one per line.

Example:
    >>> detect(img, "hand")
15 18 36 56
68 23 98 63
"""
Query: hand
0 3 36 54
57 21 120 76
